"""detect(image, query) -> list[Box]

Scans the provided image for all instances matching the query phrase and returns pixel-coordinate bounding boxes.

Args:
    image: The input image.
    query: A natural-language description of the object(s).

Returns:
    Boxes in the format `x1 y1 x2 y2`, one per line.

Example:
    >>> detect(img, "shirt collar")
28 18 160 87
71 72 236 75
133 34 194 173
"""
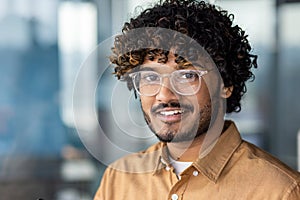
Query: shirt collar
156 121 242 182
193 121 242 183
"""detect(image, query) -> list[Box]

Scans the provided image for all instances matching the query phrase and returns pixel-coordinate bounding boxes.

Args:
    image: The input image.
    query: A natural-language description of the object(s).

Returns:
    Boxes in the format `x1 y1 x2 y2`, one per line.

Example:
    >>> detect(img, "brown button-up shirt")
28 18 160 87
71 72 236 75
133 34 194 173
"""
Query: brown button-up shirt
94 121 300 199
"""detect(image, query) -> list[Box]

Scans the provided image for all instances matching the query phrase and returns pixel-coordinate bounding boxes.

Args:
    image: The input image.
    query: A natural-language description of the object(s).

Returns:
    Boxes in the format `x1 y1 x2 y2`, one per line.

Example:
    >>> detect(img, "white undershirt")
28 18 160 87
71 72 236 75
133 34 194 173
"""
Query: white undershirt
169 156 193 179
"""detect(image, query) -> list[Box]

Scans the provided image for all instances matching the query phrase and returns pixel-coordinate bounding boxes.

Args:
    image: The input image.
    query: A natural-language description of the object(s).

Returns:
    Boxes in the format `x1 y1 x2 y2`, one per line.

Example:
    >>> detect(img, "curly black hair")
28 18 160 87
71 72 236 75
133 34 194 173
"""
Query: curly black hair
110 0 257 113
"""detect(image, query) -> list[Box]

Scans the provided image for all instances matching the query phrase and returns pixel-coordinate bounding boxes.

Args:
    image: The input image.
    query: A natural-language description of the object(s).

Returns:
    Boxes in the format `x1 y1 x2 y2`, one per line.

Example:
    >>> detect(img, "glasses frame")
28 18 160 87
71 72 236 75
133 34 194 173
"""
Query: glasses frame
129 69 208 96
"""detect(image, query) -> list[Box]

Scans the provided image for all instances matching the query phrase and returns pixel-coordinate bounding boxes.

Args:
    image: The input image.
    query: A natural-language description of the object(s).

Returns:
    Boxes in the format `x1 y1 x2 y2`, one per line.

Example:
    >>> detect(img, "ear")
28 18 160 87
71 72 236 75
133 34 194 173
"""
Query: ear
221 86 233 99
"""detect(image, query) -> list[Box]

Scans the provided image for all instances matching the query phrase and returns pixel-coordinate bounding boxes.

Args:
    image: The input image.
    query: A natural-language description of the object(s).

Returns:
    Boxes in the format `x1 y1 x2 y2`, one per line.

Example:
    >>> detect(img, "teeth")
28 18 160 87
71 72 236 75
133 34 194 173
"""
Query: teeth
160 110 183 116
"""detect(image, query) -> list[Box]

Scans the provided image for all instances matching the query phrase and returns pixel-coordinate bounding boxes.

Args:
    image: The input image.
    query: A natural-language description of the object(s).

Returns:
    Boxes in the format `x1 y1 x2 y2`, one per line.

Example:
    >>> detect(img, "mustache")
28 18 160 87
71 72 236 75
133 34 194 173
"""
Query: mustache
151 102 194 113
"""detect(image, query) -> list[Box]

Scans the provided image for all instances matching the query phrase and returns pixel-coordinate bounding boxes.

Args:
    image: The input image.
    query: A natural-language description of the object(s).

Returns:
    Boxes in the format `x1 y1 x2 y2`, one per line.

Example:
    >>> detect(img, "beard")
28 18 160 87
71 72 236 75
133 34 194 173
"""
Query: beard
142 102 211 143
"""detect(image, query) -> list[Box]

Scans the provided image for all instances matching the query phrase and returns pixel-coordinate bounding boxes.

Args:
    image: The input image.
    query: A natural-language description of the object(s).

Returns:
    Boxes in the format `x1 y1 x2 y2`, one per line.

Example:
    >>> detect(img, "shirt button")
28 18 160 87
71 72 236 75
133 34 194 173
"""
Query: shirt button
193 170 199 176
171 194 178 200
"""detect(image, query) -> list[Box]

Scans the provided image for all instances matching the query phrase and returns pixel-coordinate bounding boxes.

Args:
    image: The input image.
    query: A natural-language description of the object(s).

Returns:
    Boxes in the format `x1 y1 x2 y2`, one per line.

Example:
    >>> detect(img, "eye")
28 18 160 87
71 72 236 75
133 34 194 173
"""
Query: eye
178 71 198 80
183 72 196 79
141 72 160 82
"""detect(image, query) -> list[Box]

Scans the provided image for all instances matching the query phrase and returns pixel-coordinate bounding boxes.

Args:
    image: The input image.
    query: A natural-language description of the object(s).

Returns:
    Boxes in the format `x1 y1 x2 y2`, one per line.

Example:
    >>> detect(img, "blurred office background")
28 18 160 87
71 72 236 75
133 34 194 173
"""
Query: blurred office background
0 0 299 199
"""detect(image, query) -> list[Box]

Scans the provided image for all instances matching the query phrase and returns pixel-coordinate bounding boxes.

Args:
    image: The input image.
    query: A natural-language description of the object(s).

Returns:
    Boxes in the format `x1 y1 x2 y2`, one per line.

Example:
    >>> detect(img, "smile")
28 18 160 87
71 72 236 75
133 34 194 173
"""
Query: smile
150 103 194 123
160 109 183 116
155 108 190 124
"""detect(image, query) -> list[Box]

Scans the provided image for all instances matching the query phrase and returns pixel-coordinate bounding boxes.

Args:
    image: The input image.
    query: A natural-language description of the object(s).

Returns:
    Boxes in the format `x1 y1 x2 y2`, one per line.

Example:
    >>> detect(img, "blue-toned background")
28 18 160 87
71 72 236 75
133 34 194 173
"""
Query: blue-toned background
0 0 300 199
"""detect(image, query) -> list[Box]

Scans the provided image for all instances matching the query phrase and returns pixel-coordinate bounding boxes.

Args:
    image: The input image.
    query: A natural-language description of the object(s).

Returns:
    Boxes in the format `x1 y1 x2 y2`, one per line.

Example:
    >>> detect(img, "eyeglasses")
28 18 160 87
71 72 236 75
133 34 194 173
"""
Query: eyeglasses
129 69 208 96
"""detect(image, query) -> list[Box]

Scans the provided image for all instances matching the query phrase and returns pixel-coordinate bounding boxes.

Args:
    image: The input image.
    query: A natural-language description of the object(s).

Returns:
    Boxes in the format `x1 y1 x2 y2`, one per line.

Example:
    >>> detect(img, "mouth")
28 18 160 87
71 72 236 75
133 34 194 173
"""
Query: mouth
159 109 183 116
154 107 192 124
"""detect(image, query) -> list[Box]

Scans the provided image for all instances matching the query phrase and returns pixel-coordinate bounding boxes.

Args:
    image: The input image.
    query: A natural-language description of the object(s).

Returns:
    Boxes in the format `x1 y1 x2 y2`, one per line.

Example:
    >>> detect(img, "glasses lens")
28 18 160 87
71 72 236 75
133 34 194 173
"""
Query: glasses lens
131 70 206 96
132 71 161 96
171 70 201 95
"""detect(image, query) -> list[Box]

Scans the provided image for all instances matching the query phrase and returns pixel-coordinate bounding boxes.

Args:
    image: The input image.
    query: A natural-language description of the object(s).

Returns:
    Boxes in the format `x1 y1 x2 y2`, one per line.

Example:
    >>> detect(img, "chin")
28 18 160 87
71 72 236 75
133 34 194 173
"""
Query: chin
153 121 209 143
155 130 198 143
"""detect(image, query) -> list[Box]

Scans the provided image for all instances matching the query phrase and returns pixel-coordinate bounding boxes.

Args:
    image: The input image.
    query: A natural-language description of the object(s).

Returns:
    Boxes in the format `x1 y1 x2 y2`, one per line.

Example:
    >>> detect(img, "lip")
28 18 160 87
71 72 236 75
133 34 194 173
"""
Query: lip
154 108 190 123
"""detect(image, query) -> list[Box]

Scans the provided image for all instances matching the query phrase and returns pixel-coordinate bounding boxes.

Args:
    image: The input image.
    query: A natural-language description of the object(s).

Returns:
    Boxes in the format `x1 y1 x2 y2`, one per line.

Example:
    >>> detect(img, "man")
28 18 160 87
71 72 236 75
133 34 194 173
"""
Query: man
94 0 300 199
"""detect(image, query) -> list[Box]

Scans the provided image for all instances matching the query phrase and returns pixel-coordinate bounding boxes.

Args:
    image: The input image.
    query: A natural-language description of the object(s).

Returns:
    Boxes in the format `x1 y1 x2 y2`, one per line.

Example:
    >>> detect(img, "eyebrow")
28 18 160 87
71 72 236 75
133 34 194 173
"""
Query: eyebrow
138 66 156 71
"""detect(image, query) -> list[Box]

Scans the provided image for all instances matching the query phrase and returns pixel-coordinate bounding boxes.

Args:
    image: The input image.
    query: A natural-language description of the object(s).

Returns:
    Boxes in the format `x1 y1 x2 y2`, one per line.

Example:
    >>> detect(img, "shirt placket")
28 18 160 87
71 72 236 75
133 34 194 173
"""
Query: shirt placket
167 171 192 200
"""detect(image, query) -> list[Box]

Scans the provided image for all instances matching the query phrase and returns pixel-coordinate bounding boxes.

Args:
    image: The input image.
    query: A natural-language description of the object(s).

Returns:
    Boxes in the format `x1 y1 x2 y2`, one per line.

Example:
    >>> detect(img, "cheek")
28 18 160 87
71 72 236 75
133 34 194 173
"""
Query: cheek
140 96 153 114
194 81 211 108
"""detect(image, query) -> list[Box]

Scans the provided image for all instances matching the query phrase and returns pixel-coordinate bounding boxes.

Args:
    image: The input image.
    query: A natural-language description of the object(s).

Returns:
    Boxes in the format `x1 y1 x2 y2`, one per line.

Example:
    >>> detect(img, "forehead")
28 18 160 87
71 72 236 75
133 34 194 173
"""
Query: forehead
141 62 178 70
136 51 210 75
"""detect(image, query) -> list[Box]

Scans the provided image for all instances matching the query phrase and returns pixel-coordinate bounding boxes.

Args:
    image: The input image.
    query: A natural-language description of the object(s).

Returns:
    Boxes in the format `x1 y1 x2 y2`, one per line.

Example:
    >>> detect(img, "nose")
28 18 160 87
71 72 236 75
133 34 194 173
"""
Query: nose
155 78 178 102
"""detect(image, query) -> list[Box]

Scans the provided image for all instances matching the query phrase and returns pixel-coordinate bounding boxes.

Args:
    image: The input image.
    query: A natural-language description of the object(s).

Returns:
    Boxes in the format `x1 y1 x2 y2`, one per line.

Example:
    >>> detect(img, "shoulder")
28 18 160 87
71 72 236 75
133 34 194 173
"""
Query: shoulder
225 140 300 199
237 141 300 189
241 141 299 178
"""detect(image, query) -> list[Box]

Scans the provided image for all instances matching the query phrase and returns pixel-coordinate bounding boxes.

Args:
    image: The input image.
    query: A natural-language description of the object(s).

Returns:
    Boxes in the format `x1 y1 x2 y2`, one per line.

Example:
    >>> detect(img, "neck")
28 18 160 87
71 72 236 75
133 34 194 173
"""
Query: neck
167 134 205 162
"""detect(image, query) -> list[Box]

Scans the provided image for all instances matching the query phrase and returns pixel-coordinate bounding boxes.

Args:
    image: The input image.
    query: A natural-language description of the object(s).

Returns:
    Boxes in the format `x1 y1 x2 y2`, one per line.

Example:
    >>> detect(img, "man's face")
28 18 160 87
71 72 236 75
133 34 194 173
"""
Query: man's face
138 53 212 143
